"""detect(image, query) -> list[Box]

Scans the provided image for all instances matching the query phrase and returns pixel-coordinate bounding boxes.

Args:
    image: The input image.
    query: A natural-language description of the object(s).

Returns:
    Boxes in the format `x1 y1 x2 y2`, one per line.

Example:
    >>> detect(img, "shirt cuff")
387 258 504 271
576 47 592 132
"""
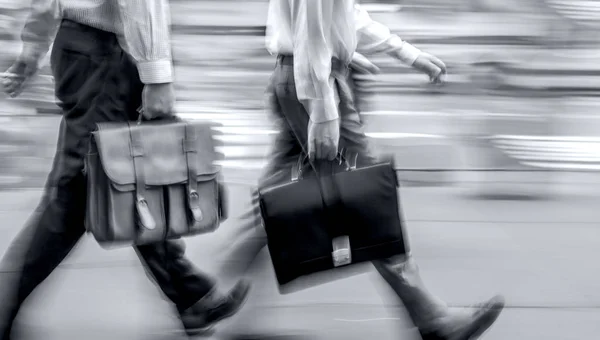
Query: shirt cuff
389 36 422 66
137 59 174 84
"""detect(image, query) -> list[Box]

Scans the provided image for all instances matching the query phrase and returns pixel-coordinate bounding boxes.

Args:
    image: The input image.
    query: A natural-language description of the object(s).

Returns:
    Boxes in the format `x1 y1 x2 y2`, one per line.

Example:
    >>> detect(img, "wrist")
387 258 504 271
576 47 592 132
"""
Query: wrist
388 37 422 66
307 96 338 124
18 43 43 69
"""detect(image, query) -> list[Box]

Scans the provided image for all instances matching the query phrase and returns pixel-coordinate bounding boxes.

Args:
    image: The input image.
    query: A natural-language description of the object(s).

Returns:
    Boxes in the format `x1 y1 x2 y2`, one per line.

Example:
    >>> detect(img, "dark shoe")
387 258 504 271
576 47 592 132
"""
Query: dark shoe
180 280 251 336
419 295 505 340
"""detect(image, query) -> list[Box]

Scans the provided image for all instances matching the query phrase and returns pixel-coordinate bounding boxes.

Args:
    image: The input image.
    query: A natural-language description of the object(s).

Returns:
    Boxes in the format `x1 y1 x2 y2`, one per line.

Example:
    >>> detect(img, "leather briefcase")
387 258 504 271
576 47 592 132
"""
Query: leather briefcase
258 155 409 292
85 119 226 248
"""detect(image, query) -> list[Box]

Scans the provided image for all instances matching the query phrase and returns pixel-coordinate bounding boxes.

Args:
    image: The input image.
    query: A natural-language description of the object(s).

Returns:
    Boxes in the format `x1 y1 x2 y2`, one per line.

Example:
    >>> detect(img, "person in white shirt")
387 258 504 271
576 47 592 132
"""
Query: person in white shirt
217 1 505 340
0 0 250 337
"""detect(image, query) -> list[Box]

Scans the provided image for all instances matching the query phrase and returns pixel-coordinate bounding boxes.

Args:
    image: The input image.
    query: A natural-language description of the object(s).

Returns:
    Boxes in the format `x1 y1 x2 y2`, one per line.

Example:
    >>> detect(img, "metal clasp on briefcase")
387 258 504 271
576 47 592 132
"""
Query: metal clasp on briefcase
332 235 352 267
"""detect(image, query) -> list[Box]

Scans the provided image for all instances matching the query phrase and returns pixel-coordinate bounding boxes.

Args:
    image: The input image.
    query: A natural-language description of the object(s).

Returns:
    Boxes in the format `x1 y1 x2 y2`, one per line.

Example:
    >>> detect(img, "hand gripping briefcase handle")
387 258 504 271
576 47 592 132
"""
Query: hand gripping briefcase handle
290 150 358 182
289 151 359 267
126 118 204 232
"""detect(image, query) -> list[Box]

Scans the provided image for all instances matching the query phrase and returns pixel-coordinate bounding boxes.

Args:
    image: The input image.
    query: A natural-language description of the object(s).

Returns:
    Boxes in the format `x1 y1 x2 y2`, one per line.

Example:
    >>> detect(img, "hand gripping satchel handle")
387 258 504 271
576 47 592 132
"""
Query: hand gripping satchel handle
290 149 358 182
290 150 359 268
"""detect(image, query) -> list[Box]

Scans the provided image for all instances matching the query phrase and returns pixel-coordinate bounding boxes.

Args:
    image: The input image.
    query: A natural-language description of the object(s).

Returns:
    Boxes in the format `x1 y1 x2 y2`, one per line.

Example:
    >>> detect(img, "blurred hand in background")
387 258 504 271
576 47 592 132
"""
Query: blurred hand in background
413 52 447 83
350 52 380 75
2 58 37 98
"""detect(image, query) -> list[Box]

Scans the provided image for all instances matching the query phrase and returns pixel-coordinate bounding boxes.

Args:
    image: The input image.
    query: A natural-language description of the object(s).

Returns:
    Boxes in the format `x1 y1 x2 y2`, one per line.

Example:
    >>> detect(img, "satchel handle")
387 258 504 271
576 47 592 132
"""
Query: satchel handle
136 107 181 125
291 149 358 182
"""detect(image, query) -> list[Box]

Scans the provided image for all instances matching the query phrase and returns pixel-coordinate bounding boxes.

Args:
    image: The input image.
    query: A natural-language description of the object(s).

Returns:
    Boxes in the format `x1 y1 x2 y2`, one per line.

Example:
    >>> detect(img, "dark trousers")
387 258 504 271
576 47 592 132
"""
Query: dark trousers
0 20 215 338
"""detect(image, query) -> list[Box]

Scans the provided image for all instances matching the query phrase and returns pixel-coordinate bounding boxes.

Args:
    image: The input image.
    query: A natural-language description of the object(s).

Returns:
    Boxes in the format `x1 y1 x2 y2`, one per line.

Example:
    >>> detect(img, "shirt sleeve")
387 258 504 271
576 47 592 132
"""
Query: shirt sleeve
18 0 61 67
353 4 421 65
116 0 174 84
293 0 339 123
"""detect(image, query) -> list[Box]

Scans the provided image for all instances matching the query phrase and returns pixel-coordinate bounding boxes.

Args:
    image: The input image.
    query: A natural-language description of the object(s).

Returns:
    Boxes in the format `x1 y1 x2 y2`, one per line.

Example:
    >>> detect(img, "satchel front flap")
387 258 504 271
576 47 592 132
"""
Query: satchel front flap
92 120 220 186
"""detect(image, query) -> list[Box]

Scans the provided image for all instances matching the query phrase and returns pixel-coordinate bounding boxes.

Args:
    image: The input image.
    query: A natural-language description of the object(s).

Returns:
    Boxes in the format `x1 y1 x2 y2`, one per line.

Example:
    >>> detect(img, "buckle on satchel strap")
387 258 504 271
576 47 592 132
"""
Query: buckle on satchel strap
188 190 204 223
136 195 157 230
332 235 352 267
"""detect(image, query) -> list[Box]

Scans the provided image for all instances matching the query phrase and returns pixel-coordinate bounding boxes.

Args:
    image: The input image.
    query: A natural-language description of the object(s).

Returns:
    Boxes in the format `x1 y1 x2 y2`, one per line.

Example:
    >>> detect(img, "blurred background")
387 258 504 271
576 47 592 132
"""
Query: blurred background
0 1 599 339
1 0 600 195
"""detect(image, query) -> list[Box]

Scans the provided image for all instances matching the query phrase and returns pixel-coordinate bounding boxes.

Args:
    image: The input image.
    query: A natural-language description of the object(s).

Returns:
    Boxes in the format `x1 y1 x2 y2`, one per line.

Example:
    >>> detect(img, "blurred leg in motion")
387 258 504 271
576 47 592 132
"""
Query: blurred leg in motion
0 20 249 340
214 68 301 288
219 55 504 340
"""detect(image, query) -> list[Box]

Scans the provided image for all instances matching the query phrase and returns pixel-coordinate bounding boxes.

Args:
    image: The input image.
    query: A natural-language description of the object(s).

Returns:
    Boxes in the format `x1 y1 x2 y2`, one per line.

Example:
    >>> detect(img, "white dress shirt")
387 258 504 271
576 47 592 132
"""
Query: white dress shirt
19 0 173 84
266 0 422 122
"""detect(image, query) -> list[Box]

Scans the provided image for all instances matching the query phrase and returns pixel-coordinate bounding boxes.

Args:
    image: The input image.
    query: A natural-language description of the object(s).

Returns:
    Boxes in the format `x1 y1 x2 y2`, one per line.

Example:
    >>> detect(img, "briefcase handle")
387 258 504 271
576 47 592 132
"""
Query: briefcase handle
291 149 358 182
136 107 182 124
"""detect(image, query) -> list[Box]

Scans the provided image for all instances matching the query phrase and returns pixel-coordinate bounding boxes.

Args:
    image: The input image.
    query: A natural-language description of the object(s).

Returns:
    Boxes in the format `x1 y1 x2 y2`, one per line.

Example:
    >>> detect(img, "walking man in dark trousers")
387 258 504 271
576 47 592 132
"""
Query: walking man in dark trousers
217 1 505 339
0 0 249 338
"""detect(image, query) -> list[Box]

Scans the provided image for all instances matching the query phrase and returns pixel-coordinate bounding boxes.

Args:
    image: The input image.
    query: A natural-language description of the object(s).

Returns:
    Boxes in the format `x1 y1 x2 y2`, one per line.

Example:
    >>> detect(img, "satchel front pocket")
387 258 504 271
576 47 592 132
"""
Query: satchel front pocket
166 175 220 238
108 182 167 245
86 121 222 247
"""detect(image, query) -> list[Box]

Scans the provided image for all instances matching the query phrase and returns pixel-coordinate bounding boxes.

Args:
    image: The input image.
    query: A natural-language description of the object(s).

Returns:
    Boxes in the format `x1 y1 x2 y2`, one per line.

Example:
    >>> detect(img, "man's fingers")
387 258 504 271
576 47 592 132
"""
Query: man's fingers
365 63 380 75
352 61 380 75
142 105 161 120
314 141 331 161
6 81 21 93
430 57 447 74
323 143 332 161
8 87 22 98
351 53 380 75
2 74 27 97
3 82 22 97
327 147 337 161
143 107 172 120
317 142 326 161
325 139 338 161
308 139 316 162
11 90 22 98
422 61 445 84
430 66 443 83
331 139 340 161
0 72 17 79
309 141 339 162
2 76 16 87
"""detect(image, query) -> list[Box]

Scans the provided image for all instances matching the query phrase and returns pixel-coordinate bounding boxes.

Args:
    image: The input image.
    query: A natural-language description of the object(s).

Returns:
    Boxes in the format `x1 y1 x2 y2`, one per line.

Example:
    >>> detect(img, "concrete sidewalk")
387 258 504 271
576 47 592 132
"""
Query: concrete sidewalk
0 184 599 339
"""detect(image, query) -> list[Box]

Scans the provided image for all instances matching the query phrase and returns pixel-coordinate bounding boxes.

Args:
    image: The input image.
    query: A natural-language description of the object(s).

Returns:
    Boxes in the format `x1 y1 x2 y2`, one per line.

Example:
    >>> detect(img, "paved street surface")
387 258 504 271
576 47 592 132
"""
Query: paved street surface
0 182 599 340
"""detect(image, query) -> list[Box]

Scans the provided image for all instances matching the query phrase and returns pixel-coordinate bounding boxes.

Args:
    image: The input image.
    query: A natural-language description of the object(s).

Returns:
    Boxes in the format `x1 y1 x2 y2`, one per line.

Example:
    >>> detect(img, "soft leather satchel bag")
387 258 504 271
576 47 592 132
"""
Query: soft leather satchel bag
85 119 226 248
258 155 409 293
